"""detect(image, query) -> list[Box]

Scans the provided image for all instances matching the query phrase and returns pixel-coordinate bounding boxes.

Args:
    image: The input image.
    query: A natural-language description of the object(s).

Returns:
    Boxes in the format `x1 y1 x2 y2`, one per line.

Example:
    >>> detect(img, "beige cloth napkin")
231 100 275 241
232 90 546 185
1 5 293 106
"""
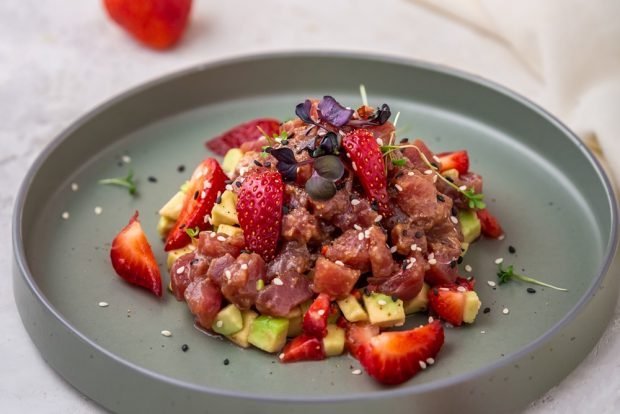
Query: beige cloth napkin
412 0 620 188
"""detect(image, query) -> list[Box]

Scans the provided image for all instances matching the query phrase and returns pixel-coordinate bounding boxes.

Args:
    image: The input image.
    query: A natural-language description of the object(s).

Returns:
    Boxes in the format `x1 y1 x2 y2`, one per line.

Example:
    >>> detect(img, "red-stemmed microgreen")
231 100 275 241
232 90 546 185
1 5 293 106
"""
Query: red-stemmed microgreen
497 264 567 292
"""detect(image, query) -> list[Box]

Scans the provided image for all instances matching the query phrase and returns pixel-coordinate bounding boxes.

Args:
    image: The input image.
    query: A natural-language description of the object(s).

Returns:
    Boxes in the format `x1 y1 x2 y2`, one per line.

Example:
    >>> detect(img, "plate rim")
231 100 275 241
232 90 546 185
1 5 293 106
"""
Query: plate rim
12 50 619 403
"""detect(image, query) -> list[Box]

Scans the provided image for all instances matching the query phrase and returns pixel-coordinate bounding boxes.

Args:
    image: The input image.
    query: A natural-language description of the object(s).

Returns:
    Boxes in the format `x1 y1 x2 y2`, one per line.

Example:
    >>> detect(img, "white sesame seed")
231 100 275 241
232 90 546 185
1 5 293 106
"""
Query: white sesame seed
210 232 217 238
428 252 435 259
61 211 70 220
225 184 233 192
122 155 131 164
317 309 326 316
439 287 449 291
459 185 467 191
374 215 383 223
487 280 497 287
376 138 384 146
394 184 403 192
502 307 510 315
424 169 433 175
273 277 283 286
498 234 505 240
176 266 186 274
457 286 467 293
239 167 247 176
94 206 103 215
406 261 414 270
239 264 248 271
465 264 473 272
201 191 207 199
204 215 210 223
204 181 212 189
335 260 344 266
351 199 360 206
225 270 232 280
428 316 434 323
426 357 435 365
410 244 417 251
494 257 504 265
217 236 226 242
481 330 486 334
419 360 427 369
358 232 364 241
71 183 79 192
450 216 458 224
279 353 285 360
433 155 441 163
98 301 109 307
377 299 387 306
161 330 172 337
407 171 415 176
352 162 357 171
351 369 362 375
390 246 398 253
432 175 438 183
428 258 437 265
216 320 223 328
354 224 362 231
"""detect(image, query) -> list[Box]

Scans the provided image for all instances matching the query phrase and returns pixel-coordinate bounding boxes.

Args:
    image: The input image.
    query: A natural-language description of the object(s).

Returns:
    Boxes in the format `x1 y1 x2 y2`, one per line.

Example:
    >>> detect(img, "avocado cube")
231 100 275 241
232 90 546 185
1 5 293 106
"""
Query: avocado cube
285 307 303 337
322 324 345 357
222 148 243 176
442 168 460 180
216 224 243 238
363 293 405 327
211 190 239 227
159 191 186 220
462 291 482 324
461 242 470 256
248 315 289 353
166 244 196 270
404 283 430 314
458 209 481 244
212 304 244 336
228 310 258 348
337 295 369 322
157 215 175 239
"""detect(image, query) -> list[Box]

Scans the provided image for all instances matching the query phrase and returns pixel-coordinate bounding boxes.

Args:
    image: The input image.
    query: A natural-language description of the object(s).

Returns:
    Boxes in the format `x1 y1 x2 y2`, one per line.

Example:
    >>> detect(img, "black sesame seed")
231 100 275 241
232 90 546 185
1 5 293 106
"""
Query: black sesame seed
508 245 516 254
445 176 454 183
451 207 458 216
235 181 242 188
402 229 409 237
370 200 379 211
253 160 263 167
148 176 158 183
190 259 199 266
399 138 409 144
449 260 457 268
457 256 463 264
225 179 233 185
215 195 222 204
483 307 491 314
181 344 189 352
282 205 290 215
177 165 186 173
430 162 439 169
193 191 199 200
281 140 289 145
414 231 423 239
437 194 445 202
264 162 272 168
527 287 536 294
223 358 230 365
432 288 439 297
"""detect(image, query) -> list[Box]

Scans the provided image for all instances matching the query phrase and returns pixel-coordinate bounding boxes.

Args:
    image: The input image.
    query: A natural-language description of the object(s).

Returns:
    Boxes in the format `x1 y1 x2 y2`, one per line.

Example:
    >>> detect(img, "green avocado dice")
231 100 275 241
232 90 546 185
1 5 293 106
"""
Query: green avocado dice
403 283 430 314
248 315 289 353
212 304 243 336
322 324 345 357
363 292 405 327
337 294 368 322
227 310 258 348
286 307 303 337
458 209 481 244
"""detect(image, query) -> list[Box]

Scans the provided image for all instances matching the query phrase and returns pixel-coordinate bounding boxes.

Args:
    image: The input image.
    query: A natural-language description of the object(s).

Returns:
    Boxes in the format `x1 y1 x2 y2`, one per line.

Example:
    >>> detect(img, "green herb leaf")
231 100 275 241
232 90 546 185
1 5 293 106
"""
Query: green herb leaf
463 188 486 209
185 226 200 238
497 264 567 291
391 158 407 167
99 170 137 195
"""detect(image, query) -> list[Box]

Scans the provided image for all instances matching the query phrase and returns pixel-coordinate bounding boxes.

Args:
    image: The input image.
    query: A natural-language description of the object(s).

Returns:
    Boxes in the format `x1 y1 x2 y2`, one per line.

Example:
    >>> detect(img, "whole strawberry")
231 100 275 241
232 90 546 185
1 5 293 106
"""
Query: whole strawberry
236 169 284 261
342 129 391 216
103 0 192 50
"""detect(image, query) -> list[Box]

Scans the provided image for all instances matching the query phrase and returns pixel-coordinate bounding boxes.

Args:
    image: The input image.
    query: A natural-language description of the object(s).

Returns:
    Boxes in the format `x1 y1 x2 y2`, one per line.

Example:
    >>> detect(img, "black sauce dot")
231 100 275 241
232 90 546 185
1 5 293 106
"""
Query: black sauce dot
414 231 423 239
483 307 491 314
181 344 189 352
436 194 445 202
223 358 230 365
177 165 186 173
457 256 463 264
508 245 516 254
527 287 536 294
148 176 158 183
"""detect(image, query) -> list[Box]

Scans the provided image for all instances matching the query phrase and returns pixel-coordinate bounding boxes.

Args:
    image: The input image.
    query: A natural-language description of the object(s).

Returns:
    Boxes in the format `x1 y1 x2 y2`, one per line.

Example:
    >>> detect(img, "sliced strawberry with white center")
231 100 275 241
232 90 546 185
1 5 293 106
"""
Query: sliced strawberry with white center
302 293 331 338
110 211 162 297
280 334 326 363
236 169 284 261
351 321 444 385
437 150 469 175
428 283 481 326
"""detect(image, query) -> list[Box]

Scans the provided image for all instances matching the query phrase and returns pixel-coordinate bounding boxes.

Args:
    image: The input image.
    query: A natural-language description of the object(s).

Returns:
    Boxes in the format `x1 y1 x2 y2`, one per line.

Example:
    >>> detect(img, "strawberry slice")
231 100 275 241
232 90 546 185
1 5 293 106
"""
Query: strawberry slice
236 169 284 261
437 150 469 175
280 334 326 363
476 208 503 239
342 129 390 215
165 158 227 251
103 0 192 50
205 118 281 156
302 293 331 338
345 322 379 359
110 212 162 297
428 283 476 326
355 321 444 385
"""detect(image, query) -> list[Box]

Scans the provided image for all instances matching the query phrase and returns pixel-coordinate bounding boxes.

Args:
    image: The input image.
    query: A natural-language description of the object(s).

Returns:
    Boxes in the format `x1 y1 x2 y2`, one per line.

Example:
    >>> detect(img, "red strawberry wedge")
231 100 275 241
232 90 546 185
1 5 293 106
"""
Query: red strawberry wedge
236 169 284 261
302 293 331 338
355 321 445 385
103 0 192 50
206 118 281 156
476 208 504 239
110 212 162 297
165 158 227 251
342 129 391 216
428 282 481 326
437 150 469 175
280 334 326 363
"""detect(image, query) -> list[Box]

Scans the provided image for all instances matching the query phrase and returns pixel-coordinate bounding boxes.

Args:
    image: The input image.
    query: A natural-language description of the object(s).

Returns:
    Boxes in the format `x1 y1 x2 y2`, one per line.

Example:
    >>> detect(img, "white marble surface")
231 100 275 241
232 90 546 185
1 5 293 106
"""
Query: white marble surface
1 1 619 412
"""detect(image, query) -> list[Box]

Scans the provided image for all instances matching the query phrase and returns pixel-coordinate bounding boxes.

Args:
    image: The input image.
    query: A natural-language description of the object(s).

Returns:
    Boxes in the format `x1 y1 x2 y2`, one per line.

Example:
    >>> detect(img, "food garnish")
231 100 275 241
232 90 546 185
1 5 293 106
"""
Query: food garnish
497 264 567 292
99 169 137 195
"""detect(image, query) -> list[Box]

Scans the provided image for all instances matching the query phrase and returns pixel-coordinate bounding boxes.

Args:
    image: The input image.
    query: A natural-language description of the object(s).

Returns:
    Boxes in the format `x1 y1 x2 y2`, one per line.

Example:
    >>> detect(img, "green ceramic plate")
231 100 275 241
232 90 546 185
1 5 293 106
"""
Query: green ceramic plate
13 53 619 413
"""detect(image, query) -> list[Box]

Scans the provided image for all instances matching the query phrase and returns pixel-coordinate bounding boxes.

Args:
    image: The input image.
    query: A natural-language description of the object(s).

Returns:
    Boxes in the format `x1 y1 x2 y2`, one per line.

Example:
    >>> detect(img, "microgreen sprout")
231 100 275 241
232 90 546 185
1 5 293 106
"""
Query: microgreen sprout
497 264 567 292
99 170 137 195
381 143 486 209
360 84 369 107
185 226 200 238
